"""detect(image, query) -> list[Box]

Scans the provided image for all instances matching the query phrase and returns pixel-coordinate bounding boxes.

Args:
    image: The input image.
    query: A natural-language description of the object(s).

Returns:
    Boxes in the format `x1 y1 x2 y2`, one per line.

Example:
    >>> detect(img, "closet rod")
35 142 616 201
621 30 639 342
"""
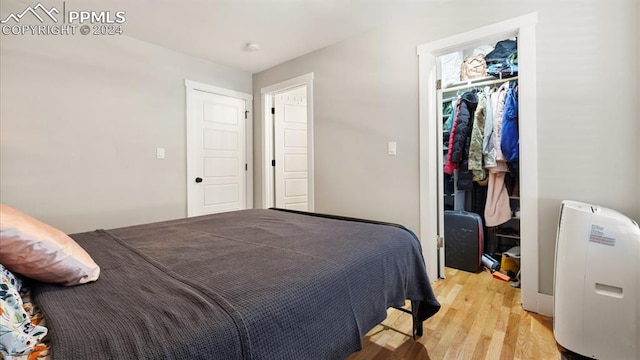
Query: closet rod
442 76 518 94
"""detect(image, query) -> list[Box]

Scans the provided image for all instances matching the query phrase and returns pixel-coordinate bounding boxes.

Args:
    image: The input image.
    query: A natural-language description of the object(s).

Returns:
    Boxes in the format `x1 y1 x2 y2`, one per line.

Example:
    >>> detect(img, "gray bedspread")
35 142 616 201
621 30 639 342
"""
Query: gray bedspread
31 209 440 359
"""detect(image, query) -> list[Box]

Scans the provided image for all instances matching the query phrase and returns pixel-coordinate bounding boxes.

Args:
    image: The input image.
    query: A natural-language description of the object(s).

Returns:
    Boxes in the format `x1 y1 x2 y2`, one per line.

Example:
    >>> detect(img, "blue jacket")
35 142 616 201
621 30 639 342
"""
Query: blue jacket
500 86 519 163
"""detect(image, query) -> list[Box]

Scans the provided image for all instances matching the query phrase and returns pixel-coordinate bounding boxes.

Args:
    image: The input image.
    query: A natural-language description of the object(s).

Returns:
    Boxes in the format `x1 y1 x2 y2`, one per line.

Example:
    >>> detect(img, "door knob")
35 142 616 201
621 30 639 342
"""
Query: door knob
195 177 203 183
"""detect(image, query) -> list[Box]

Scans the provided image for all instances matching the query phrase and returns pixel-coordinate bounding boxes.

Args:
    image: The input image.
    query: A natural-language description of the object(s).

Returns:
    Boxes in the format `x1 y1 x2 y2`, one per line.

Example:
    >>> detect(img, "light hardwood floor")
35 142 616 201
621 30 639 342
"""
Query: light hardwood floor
348 267 562 360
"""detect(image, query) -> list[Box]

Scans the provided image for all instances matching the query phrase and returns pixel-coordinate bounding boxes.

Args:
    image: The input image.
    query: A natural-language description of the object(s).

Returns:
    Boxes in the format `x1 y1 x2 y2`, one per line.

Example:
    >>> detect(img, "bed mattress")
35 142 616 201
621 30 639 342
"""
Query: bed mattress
31 209 440 359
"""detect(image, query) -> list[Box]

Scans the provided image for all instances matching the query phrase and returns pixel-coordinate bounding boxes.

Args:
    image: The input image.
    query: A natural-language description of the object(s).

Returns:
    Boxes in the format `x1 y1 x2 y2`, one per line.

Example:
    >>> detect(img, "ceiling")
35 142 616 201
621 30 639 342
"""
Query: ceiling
76 0 445 73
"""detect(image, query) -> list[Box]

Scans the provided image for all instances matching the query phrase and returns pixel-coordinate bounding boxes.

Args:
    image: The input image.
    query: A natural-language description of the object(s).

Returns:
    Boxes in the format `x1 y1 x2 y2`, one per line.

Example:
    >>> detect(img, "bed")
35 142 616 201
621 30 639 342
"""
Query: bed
3 208 440 359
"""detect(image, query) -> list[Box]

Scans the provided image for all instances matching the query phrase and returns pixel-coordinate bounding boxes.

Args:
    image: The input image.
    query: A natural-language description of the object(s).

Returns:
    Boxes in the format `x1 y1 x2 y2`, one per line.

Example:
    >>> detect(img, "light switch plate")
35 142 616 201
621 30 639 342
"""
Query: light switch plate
156 147 165 159
388 141 397 155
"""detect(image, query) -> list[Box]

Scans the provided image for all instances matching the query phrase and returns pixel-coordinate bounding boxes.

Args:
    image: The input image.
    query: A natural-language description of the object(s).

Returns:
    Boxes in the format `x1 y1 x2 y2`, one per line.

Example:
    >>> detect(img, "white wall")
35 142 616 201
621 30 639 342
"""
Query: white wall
0 3 251 233
253 0 640 295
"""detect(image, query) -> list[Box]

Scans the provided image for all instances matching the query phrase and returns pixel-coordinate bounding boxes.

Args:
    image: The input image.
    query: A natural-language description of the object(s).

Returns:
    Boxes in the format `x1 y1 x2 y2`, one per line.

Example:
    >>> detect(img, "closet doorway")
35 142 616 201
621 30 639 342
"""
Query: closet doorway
417 13 551 316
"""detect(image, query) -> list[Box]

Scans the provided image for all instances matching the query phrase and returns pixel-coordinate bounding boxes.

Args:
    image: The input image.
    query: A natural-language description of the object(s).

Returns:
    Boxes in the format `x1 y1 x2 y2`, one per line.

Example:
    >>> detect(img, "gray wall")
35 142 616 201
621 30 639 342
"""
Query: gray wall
0 6 252 233
253 0 640 295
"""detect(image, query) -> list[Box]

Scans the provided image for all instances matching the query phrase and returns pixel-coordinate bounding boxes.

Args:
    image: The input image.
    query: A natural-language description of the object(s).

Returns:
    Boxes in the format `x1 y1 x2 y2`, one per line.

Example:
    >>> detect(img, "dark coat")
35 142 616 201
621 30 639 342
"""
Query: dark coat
450 91 478 190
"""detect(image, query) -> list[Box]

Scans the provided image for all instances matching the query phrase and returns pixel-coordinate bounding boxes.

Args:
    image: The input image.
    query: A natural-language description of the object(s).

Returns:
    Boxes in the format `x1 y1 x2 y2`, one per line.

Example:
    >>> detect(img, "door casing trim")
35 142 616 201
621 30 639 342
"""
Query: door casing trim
417 13 545 315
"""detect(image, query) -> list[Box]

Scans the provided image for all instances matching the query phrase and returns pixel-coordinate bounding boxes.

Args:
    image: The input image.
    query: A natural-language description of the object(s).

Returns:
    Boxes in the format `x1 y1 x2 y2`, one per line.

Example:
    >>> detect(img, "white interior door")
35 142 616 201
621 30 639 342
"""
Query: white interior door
260 73 314 211
274 87 308 211
188 89 246 216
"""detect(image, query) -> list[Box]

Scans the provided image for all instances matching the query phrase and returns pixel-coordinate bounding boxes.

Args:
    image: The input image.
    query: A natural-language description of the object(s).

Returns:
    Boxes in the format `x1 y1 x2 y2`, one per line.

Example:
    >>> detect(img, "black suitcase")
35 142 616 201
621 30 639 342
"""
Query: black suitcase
444 210 484 273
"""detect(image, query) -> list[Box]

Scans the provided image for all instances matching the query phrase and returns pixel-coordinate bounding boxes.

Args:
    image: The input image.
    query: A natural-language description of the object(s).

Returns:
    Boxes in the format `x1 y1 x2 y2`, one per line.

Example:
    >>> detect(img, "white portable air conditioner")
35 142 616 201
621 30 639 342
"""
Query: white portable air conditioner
554 200 640 359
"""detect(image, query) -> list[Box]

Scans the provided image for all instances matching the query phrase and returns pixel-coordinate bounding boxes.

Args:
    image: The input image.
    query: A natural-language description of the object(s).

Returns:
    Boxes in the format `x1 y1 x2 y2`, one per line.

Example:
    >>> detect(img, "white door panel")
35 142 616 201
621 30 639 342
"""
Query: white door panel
284 129 307 147
285 203 309 211
284 178 307 197
284 154 307 172
204 184 239 205
275 87 308 211
204 158 238 177
204 129 238 150
188 90 246 216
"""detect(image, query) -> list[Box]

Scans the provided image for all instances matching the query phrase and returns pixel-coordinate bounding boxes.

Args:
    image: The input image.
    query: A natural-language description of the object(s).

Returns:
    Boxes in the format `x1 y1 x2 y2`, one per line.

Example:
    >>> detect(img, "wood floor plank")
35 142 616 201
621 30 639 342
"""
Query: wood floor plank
484 306 510 359
471 334 493 360
513 310 532 360
499 311 521 359
348 268 561 360
458 282 493 359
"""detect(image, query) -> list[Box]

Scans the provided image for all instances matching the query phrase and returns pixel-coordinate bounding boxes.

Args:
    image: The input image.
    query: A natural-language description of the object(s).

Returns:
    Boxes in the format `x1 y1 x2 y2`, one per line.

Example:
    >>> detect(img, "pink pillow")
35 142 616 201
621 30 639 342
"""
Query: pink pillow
0 204 100 286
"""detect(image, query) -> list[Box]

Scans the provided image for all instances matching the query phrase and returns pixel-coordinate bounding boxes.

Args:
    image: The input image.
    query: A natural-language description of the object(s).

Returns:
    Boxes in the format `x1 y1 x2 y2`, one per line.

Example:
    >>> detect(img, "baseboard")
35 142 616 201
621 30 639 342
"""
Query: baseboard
523 292 554 317
536 293 554 317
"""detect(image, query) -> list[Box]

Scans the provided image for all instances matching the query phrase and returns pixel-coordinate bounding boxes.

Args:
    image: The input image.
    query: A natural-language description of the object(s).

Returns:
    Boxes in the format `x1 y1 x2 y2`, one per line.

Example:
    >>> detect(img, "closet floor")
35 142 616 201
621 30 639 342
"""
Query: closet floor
348 267 561 360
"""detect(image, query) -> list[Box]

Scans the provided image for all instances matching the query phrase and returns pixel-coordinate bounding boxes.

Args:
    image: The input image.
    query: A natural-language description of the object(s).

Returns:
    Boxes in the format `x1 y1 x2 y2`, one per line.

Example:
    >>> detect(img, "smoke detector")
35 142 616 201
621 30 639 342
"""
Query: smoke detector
245 42 260 51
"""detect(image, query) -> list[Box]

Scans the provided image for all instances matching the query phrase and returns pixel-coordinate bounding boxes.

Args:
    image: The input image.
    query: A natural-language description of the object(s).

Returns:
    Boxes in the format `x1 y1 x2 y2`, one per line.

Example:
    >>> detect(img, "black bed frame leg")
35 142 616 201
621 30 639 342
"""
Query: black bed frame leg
415 321 423 337
392 303 424 340
410 300 424 339
412 315 424 339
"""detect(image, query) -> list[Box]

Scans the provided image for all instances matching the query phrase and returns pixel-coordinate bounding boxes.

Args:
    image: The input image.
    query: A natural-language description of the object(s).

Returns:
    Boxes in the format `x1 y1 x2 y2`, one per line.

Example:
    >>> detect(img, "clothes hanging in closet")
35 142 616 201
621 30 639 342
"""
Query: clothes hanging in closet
441 79 519 226
483 87 496 168
501 84 519 164
484 81 514 226
444 91 478 191
486 81 510 173
443 99 456 132
468 91 487 183
444 100 461 175
484 171 512 227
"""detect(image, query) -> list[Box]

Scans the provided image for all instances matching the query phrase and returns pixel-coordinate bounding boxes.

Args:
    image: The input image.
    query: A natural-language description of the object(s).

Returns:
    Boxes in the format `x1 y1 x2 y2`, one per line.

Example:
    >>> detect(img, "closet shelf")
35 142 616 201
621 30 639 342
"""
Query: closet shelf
442 75 518 94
